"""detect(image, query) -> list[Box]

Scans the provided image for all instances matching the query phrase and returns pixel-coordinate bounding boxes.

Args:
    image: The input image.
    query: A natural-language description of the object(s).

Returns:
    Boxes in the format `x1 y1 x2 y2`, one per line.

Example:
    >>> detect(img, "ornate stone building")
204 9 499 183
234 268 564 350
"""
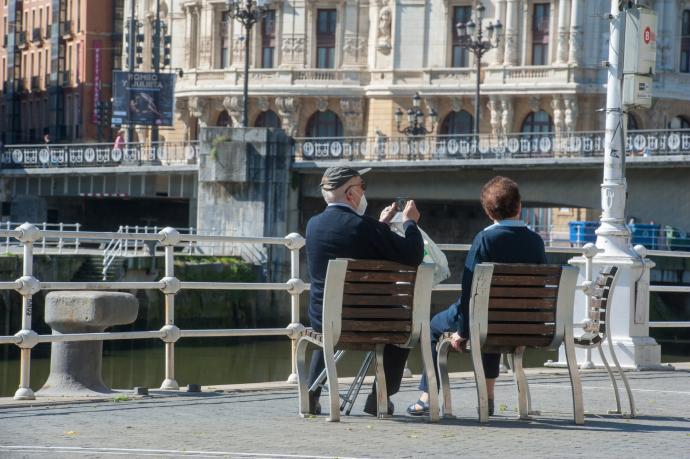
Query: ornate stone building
165 0 690 141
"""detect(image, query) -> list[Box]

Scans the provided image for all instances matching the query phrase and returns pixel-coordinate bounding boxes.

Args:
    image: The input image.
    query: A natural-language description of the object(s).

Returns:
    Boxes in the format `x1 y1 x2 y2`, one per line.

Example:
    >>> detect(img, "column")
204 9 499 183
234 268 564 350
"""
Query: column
488 96 502 137
184 5 192 68
493 0 505 66
503 0 518 66
567 0 582 65
556 0 570 64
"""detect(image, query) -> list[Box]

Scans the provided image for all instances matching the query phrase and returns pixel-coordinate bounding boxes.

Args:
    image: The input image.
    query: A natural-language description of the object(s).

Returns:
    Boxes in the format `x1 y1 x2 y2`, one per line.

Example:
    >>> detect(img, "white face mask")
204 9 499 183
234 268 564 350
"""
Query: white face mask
355 193 368 216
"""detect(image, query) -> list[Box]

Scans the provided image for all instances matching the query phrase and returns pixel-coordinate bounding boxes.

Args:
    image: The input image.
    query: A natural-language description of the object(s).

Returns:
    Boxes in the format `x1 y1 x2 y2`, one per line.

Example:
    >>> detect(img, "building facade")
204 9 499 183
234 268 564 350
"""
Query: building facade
0 0 123 144
166 0 690 141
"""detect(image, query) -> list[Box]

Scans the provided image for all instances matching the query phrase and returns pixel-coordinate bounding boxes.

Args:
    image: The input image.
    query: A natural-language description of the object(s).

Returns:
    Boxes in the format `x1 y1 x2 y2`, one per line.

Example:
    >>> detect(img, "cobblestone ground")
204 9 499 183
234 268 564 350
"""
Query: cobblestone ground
0 366 689 459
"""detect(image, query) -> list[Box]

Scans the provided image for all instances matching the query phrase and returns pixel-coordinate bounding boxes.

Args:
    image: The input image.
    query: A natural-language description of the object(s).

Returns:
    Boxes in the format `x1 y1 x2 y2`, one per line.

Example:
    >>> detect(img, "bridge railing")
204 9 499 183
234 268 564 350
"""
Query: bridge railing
293 129 690 162
0 224 688 400
0 141 199 169
2 221 81 254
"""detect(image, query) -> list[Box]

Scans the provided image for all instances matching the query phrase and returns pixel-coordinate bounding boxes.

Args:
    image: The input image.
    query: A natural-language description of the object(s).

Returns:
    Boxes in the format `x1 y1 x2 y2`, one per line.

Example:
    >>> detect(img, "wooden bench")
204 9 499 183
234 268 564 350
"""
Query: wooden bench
437 263 583 424
296 259 439 422
574 266 635 417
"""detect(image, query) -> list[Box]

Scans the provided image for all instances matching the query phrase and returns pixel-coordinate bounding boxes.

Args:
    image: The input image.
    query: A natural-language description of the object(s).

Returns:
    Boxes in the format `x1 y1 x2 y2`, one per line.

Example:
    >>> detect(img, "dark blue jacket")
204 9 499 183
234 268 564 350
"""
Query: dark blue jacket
306 205 425 331
452 224 547 337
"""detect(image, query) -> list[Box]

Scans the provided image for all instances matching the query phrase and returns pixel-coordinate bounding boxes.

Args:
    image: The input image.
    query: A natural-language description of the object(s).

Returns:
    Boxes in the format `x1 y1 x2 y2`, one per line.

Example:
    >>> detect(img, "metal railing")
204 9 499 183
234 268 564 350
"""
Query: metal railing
0 224 688 400
293 129 690 162
2 222 81 254
1 141 200 169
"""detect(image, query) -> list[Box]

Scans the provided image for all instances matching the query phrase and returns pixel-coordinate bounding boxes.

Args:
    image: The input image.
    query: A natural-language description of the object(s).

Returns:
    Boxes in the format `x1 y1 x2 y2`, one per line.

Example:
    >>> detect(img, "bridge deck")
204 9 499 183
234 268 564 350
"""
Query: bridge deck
0 364 688 458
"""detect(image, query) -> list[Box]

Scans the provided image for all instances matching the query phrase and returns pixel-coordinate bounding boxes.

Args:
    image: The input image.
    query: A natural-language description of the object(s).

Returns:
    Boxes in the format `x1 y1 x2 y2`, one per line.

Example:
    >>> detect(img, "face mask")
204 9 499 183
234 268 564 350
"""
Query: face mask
355 193 368 216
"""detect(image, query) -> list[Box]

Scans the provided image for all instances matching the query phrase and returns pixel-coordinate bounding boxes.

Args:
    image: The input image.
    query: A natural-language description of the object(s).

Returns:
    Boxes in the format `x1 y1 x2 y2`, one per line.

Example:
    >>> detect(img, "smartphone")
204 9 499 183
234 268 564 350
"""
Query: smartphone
395 197 409 211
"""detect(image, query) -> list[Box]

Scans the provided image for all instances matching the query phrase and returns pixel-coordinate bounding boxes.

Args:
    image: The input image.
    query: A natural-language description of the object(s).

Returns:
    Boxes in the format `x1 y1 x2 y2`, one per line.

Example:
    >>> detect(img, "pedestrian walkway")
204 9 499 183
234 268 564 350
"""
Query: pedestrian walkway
0 364 688 458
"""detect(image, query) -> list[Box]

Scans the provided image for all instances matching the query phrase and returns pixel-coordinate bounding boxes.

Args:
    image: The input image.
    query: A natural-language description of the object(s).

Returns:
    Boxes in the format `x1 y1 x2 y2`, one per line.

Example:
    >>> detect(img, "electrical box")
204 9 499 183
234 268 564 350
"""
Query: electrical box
622 74 652 108
623 7 657 76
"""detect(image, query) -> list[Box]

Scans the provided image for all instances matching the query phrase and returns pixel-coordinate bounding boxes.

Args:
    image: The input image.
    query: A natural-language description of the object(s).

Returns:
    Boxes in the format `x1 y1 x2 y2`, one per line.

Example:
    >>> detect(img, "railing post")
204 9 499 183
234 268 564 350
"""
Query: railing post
14 223 41 400
75 223 80 253
57 223 64 254
5 221 10 253
124 225 130 256
284 233 306 384
134 225 139 253
159 227 181 391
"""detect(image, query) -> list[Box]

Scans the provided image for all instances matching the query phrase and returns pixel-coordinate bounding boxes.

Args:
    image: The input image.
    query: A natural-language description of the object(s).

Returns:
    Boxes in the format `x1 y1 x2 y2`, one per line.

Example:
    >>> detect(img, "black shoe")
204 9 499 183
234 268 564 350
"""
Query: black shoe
364 393 394 416
308 391 321 415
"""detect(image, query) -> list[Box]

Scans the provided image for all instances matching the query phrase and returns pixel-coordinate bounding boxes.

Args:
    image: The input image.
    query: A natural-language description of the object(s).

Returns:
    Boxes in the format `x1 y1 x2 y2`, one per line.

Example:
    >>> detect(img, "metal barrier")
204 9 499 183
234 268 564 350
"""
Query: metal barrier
0 224 688 400
2 221 81 254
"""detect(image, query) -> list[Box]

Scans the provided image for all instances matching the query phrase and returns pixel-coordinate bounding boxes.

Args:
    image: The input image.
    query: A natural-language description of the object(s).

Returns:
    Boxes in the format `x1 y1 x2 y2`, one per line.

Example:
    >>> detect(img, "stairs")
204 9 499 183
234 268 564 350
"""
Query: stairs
72 256 126 282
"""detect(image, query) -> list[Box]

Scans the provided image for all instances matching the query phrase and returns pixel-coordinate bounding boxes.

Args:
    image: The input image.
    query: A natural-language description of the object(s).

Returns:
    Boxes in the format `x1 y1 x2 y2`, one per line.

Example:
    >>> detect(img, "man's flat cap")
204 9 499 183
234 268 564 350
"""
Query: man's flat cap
320 166 371 191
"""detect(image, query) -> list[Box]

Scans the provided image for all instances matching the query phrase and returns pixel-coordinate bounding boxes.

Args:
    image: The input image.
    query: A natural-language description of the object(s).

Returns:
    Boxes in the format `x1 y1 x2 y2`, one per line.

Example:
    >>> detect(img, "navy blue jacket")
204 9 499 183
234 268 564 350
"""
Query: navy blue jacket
306 205 425 331
452 224 547 337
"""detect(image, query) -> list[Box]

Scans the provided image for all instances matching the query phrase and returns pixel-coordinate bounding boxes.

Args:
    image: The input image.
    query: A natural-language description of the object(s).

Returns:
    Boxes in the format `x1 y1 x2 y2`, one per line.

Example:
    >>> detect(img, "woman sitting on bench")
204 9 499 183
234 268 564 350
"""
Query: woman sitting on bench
407 176 547 417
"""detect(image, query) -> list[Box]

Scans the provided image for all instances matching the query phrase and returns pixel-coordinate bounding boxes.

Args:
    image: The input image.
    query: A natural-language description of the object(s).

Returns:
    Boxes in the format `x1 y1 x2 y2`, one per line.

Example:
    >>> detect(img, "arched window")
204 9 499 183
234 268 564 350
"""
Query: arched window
216 111 232 127
669 116 690 129
440 110 473 135
627 114 640 131
254 110 281 128
681 10 690 73
521 110 553 133
306 110 343 137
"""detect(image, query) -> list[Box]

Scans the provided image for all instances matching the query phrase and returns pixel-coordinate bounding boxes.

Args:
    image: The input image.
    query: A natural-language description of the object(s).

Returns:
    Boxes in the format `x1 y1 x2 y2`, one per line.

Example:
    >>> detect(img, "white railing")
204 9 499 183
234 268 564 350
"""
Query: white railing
2 221 81 254
0 224 687 400
1 141 199 169
293 129 690 162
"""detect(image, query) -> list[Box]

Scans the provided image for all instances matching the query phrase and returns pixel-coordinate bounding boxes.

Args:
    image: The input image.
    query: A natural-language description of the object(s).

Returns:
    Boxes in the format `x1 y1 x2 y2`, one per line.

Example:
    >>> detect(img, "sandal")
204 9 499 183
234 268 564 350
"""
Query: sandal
406 399 430 416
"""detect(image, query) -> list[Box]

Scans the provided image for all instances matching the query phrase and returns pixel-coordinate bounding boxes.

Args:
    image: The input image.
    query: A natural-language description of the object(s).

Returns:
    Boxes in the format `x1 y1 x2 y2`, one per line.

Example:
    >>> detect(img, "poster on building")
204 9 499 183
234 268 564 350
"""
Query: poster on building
92 41 102 124
111 71 175 126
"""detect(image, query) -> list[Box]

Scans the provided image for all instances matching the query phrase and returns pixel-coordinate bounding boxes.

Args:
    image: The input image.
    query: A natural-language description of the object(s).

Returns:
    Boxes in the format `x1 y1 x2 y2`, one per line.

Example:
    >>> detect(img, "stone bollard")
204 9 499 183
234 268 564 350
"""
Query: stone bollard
37 291 139 397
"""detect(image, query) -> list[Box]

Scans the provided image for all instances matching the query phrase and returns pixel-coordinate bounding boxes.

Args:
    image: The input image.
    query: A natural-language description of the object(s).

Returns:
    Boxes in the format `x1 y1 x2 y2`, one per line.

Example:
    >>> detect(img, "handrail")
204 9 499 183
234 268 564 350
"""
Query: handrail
0 224 688 401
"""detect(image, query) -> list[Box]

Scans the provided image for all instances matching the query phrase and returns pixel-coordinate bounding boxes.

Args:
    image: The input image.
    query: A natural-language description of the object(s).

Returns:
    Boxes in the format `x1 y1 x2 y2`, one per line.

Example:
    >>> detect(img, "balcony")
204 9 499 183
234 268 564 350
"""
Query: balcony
60 71 72 87
2 34 7 48
32 28 43 44
31 76 40 92
16 31 28 49
61 21 73 39
45 74 51 88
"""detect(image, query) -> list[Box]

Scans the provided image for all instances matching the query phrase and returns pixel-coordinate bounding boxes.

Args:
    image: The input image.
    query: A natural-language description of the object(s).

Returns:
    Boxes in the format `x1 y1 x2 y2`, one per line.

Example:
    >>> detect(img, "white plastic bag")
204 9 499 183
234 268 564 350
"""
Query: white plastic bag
390 214 451 286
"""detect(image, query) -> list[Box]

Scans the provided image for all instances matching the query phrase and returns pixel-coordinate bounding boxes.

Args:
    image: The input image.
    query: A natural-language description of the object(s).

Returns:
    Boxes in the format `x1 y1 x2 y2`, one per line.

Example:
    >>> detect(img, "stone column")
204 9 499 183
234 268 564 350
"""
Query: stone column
563 95 578 134
567 0 582 65
488 96 502 137
555 0 570 64
197 3 213 69
503 0 518 66
280 1 307 67
189 96 210 128
551 95 564 134
183 5 193 68
493 0 506 66
655 0 669 70
276 96 302 137
500 96 513 136
223 96 244 127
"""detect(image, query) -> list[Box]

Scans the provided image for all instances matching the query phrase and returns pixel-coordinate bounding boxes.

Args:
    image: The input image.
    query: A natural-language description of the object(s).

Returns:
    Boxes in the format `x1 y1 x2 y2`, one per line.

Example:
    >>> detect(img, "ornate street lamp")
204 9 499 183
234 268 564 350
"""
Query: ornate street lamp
226 0 269 127
394 93 438 137
456 3 502 135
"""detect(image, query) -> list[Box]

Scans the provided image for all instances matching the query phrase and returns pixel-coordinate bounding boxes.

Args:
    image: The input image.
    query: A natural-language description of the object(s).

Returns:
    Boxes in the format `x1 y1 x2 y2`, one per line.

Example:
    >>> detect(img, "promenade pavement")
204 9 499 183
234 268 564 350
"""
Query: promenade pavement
0 364 688 458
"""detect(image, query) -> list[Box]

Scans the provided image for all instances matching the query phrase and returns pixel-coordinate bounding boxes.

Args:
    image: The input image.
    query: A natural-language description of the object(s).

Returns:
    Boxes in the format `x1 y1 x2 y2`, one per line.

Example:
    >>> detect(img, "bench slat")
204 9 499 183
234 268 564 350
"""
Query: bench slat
489 298 556 309
337 332 409 345
490 286 558 298
344 283 413 295
484 335 553 348
345 271 416 283
489 311 555 322
491 264 562 275
341 320 411 332
347 260 417 272
342 307 411 320
491 275 560 286
342 294 412 306
488 324 555 335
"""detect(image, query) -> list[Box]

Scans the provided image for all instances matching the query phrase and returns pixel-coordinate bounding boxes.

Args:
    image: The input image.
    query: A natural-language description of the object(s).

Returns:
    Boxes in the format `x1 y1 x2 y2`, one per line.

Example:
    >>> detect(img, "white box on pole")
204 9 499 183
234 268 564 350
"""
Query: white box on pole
622 74 653 108
623 7 657 76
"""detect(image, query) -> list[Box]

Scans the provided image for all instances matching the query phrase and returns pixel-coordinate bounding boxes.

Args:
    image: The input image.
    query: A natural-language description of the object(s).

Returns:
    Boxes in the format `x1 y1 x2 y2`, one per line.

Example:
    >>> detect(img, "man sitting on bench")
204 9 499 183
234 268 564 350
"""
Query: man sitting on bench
305 165 425 416
406 176 547 417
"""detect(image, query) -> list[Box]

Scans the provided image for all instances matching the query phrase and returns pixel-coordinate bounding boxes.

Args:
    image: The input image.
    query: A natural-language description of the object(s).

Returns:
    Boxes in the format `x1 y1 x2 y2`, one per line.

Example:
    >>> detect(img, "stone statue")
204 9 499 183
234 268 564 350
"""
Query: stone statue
377 0 392 53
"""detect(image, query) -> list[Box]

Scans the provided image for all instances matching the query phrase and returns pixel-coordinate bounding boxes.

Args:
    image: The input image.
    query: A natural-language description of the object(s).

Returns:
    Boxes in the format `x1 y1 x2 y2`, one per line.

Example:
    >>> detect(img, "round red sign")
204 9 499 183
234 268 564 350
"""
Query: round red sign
643 26 652 44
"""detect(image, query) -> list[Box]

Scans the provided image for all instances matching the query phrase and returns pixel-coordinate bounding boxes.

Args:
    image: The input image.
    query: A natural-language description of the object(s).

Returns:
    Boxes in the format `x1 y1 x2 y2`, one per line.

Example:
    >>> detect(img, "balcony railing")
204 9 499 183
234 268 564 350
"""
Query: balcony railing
32 28 42 43
293 129 690 163
0 141 200 169
16 31 28 48
60 70 72 86
30 76 40 91
61 20 73 38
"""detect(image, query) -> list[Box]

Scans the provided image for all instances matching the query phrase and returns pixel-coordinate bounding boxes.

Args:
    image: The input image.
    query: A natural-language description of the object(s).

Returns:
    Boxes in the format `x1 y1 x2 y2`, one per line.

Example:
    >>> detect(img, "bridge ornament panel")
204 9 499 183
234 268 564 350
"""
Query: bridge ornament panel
293 129 690 162
1 142 199 168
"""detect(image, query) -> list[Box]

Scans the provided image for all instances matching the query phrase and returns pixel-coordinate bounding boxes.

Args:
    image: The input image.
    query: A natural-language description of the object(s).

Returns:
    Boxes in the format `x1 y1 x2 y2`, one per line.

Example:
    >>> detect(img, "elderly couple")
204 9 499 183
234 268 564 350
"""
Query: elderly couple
305 166 547 417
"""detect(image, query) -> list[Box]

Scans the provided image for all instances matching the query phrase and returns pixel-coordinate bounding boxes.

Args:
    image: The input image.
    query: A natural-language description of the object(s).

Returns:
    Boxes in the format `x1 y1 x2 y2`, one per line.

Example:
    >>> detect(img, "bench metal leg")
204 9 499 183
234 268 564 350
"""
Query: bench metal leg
421 323 440 422
596 343 623 415
296 337 312 418
436 338 454 419
513 347 531 420
323 340 340 422
374 344 390 419
340 352 374 415
470 334 489 423
605 333 636 418
564 332 585 425
309 349 346 394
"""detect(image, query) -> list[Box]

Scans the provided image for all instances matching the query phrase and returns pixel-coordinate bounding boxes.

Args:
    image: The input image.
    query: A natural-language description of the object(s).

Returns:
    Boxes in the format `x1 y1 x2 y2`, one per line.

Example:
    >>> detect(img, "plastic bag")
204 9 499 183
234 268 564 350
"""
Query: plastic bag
390 214 451 286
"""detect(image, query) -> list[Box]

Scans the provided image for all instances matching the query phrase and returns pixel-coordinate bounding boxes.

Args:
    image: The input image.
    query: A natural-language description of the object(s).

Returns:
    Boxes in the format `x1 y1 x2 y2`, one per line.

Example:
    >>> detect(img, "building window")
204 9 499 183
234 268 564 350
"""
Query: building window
216 111 232 127
306 110 343 137
521 110 553 133
440 110 473 135
681 10 690 73
261 10 276 68
316 9 336 69
532 3 550 65
452 6 472 67
668 116 690 130
255 110 281 128
219 12 229 68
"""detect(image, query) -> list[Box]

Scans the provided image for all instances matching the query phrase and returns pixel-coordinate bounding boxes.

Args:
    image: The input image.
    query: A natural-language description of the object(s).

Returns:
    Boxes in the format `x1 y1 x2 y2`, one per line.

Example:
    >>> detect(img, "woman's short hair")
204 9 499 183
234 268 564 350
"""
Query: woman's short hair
480 176 521 221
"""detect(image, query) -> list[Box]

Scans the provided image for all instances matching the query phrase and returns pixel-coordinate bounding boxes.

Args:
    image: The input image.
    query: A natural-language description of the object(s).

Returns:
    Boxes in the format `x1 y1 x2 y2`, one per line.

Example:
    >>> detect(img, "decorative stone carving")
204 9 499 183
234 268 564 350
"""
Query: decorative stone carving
340 98 364 136
528 96 541 113
175 98 189 123
563 96 578 133
343 35 367 63
188 96 210 127
377 0 392 54
281 36 306 65
488 96 503 137
316 97 329 112
500 96 513 136
222 96 244 126
450 97 464 113
275 96 302 136
551 96 565 134
568 28 581 65
256 97 270 112
232 37 246 61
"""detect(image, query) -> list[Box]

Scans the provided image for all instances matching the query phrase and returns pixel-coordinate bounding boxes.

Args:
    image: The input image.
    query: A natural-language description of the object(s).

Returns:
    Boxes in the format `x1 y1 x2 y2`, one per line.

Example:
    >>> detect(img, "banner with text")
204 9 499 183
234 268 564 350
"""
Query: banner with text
112 71 175 127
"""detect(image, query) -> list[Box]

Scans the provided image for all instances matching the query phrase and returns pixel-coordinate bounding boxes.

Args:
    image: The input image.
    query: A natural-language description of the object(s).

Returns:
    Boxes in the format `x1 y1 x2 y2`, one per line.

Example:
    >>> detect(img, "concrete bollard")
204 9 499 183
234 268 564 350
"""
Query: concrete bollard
37 291 139 397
